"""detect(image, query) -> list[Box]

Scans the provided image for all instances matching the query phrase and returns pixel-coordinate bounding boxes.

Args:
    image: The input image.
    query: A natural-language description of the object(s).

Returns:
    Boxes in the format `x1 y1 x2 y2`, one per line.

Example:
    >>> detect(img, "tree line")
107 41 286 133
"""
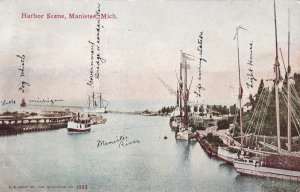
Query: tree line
158 104 237 116
240 73 300 137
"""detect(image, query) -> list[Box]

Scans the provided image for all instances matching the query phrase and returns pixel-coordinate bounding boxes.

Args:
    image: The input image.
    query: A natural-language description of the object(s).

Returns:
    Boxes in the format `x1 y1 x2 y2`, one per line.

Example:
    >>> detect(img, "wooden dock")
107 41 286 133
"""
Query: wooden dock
0 116 72 135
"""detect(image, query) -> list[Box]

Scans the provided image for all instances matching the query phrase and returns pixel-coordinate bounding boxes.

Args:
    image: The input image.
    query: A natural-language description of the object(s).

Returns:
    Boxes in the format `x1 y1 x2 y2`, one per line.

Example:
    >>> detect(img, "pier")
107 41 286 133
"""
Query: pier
0 116 72 135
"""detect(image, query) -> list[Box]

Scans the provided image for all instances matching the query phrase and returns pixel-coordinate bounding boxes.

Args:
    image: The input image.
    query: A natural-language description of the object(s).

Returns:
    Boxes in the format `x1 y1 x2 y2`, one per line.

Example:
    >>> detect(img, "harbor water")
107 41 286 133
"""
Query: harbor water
0 114 299 192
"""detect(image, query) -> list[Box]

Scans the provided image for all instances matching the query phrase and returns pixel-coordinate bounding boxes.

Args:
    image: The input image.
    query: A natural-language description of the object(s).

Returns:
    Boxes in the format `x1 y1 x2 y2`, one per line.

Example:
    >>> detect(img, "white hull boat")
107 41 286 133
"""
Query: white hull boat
233 158 300 181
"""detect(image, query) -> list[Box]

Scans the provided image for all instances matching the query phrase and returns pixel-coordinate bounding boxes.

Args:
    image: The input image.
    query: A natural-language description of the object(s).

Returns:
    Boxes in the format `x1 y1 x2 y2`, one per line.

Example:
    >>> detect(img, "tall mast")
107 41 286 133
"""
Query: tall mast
100 93 102 108
182 51 189 128
234 26 244 147
179 52 183 119
273 0 281 153
92 91 95 108
287 9 291 152
176 86 179 106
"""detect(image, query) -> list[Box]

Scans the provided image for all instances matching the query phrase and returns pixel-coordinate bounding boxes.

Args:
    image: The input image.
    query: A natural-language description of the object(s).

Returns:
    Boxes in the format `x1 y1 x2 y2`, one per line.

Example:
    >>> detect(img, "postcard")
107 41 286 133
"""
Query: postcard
0 0 300 191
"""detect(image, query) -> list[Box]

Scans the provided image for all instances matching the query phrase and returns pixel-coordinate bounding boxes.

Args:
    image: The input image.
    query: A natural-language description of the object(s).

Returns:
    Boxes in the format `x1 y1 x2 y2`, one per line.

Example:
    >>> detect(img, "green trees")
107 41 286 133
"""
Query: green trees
208 105 229 115
257 79 264 100
158 106 176 115
242 73 300 137
217 119 229 130
294 73 300 93
249 93 255 109
229 104 237 114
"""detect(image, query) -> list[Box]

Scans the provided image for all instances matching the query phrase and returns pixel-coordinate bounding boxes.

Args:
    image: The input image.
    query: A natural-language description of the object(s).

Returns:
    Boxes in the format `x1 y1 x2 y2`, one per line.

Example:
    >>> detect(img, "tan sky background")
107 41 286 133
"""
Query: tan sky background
0 0 300 111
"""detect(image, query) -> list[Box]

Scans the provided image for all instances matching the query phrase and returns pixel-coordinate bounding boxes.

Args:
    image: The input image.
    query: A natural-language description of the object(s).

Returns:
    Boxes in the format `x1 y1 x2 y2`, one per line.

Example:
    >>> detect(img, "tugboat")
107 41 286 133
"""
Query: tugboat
67 113 91 133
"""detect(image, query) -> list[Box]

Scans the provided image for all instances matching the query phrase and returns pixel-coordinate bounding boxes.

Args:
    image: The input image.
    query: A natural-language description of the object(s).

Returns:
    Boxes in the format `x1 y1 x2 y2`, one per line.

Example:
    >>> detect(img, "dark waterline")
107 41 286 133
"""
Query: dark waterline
0 114 299 192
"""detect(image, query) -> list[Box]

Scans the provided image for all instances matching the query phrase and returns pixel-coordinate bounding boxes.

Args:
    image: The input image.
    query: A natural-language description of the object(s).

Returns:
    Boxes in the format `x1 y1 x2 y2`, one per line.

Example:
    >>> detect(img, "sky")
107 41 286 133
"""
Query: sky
0 0 300 111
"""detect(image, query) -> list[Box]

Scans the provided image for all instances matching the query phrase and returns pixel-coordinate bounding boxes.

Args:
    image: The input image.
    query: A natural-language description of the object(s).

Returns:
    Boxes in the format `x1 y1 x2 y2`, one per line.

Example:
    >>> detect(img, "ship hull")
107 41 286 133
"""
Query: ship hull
197 136 218 156
176 130 189 140
85 107 106 113
169 116 183 131
67 127 91 132
233 160 300 181
217 146 239 164
170 122 178 131
67 121 91 133
176 130 198 141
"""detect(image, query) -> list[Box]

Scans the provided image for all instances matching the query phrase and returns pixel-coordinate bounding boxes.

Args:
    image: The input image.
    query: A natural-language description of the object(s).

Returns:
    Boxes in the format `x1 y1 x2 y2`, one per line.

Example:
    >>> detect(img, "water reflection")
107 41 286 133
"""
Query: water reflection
218 162 235 174
234 174 300 192
0 114 299 192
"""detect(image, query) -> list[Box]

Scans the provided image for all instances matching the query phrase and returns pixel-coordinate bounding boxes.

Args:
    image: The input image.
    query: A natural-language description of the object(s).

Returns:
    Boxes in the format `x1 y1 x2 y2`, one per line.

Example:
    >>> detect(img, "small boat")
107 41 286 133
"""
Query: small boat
67 113 91 133
67 122 91 132
233 154 300 181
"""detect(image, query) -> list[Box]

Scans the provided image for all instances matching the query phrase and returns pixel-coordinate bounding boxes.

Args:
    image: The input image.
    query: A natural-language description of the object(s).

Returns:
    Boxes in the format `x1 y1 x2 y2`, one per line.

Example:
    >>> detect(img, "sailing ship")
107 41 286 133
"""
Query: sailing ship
84 92 108 124
85 92 108 113
169 63 184 131
233 1 300 181
215 25 246 164
67 113 91 133
172 51 199 141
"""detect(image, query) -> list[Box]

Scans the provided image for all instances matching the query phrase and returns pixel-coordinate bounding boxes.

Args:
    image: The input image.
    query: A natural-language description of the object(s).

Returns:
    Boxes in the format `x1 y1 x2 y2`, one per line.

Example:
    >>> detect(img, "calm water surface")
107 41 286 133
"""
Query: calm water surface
0 114 299 192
